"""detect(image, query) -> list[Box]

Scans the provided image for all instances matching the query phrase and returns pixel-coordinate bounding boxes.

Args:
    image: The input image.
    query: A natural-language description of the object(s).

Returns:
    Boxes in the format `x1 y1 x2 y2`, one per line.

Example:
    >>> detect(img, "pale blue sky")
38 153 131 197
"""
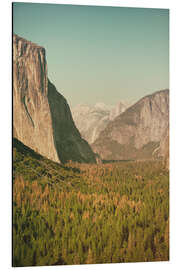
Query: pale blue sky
13 3 169 107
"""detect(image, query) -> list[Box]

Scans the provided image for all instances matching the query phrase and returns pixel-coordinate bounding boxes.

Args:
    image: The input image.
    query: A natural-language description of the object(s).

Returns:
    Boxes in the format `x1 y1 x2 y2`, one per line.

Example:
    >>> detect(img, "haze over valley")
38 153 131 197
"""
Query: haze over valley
71 101 131 144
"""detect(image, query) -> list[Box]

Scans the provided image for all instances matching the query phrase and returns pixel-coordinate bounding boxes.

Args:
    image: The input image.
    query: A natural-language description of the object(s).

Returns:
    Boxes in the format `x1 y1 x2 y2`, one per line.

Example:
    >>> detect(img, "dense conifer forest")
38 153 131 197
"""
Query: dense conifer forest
13 139 169 266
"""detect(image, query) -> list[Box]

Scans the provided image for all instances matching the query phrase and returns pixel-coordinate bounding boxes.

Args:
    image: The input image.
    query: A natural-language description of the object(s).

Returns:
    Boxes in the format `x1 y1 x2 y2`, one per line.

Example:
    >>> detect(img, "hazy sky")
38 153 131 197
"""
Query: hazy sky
13 3 169 107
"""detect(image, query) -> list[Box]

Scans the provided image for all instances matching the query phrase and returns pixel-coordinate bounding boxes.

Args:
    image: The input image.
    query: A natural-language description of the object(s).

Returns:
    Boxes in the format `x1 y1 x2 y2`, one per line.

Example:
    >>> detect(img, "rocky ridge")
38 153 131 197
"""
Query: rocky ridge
92 89 169 161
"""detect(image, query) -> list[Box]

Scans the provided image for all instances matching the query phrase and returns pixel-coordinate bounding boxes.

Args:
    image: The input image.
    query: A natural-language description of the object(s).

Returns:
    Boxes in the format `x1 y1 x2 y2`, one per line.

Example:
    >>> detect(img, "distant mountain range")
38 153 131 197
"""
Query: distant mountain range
71 101 130 144
92 89 169 163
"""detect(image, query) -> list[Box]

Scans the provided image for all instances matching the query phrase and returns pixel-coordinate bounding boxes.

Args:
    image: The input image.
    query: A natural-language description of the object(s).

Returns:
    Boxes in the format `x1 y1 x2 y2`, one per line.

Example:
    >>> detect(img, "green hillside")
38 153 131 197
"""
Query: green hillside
13 138 169 266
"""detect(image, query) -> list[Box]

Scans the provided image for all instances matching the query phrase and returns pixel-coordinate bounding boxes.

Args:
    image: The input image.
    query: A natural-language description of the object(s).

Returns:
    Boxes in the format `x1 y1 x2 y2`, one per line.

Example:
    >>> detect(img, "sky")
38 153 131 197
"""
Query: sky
13 2 169 108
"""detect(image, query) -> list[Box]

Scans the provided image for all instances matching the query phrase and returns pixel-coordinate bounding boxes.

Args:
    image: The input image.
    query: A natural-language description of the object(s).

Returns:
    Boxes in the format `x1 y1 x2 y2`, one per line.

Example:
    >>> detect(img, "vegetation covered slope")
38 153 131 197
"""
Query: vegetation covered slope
13 138 169 266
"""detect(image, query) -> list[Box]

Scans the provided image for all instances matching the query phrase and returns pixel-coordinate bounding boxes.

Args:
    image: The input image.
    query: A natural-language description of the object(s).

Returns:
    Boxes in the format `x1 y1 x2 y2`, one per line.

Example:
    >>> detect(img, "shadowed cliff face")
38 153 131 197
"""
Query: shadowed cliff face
48 80 96 163
92 90 169 161
13 34 96 164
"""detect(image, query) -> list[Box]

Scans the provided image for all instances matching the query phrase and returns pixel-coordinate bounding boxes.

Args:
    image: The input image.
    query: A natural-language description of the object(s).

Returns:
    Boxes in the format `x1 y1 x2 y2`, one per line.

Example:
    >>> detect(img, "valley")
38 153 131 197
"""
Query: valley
13 139 169 266
12 33 169 267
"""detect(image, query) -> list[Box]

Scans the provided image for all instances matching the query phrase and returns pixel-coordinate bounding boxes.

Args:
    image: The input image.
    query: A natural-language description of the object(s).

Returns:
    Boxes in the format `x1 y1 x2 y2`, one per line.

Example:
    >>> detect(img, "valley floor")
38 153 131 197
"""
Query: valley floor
13 157 169 266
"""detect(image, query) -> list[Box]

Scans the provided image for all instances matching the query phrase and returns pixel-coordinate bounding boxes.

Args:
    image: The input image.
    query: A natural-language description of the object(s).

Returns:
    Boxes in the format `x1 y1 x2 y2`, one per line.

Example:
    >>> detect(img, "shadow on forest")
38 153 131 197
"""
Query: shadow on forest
102 159 134 164
13 138 81 174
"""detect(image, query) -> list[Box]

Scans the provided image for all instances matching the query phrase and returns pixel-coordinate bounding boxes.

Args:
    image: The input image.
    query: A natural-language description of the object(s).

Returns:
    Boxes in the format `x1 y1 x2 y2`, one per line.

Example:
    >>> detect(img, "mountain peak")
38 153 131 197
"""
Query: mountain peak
13 34 44 50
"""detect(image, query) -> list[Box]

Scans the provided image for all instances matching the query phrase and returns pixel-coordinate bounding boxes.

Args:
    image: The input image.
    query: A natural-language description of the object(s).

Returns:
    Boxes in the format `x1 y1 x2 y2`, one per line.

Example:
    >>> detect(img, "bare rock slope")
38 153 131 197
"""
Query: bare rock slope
13 34 96 163
92 89 169 161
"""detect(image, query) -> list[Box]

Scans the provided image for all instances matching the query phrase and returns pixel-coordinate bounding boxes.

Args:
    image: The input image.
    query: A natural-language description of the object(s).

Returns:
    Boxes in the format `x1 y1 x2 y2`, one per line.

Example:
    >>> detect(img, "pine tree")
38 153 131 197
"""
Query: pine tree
86 248 94 264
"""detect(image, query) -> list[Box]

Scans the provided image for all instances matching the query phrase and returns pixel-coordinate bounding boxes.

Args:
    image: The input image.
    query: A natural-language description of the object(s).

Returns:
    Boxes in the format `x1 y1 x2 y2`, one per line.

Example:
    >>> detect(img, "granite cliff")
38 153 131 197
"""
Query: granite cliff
13 34 96 163
92 89 169 161
158 125 169 169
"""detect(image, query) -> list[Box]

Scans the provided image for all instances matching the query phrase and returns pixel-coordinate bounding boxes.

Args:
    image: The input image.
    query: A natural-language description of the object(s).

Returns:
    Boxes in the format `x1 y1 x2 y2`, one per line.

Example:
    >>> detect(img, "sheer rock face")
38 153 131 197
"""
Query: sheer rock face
158 126 169 169
13 34 59 162
92 90 169 161
48 81 96 163
13 34 96 163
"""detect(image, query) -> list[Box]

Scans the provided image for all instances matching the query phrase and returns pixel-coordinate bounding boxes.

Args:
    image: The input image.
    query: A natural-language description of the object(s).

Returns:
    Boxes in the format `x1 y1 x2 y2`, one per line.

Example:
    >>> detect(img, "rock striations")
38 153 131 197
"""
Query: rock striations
92 89 169 161
13 34 59 162
13 34 96 163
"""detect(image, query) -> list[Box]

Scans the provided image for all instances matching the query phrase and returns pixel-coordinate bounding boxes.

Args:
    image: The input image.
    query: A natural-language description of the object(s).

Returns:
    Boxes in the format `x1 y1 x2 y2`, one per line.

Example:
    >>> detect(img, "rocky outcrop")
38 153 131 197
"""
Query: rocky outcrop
71 102 129 145
13 34 96 163
92 90 169 161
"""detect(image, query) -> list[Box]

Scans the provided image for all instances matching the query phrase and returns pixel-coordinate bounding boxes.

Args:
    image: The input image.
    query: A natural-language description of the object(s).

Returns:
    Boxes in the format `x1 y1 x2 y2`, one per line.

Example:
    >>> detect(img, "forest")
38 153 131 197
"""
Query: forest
13 139 169 266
